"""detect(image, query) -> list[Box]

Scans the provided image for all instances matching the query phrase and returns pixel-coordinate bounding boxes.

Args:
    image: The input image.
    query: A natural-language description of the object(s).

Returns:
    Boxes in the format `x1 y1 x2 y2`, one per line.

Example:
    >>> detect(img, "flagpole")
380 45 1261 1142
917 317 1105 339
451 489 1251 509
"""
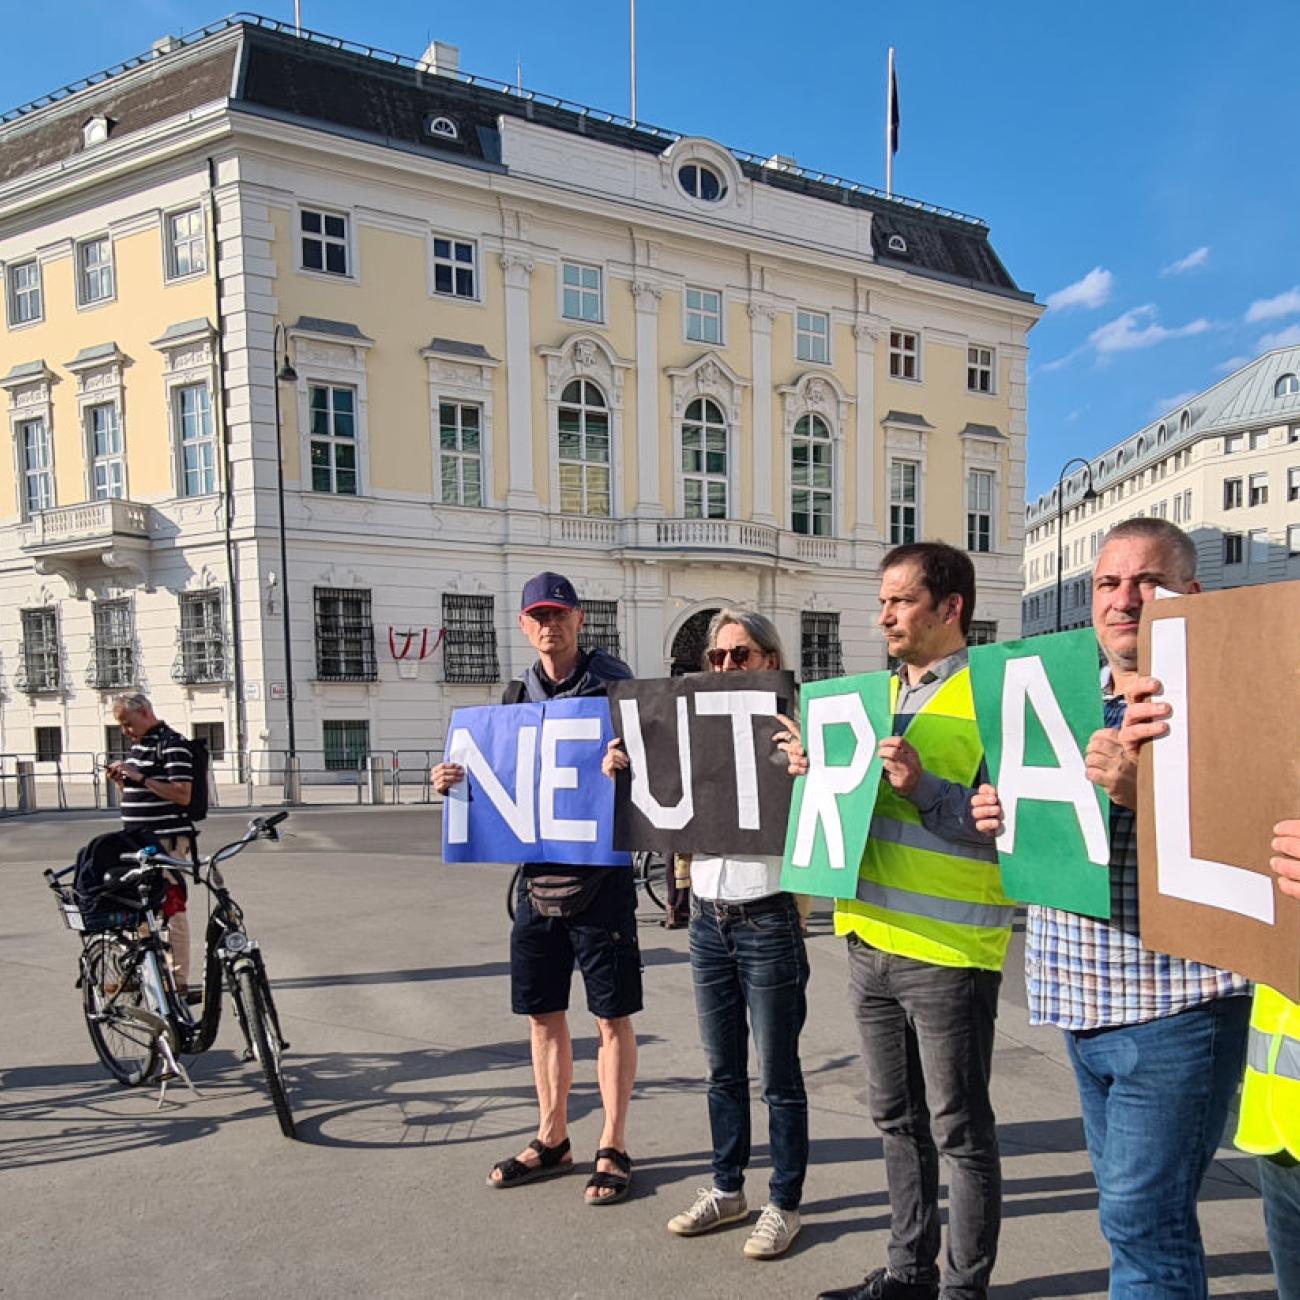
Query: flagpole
885 46 895 197
629 0 638 126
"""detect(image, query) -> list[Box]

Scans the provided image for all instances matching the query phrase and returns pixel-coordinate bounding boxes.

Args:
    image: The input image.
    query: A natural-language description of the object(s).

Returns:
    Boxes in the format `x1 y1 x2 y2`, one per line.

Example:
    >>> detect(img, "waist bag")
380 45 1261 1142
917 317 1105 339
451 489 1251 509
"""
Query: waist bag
526 871 607 919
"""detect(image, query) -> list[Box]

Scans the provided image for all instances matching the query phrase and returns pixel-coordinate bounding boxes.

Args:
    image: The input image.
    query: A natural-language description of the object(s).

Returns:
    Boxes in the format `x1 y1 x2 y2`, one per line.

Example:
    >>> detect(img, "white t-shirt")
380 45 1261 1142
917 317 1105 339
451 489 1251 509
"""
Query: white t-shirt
689 853 784 903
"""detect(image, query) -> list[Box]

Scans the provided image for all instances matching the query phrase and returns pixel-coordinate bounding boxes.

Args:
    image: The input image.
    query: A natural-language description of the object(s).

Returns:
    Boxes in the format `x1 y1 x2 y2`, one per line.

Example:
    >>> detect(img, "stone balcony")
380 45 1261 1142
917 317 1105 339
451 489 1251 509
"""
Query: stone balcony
547 513 849 567
18 498 154 594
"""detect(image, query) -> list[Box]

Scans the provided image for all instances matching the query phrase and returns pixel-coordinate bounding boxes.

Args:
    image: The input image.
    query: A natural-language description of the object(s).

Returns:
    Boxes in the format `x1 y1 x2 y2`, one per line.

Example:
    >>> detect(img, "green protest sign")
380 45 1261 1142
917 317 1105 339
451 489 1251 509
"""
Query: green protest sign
781 670 892 900
968 629 1110 918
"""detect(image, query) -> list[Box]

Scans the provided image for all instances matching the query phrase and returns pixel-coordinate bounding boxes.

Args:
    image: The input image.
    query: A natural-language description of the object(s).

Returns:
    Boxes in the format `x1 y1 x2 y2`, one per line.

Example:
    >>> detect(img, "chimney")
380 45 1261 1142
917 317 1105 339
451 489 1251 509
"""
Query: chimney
418 41 460 78
151 35 181 58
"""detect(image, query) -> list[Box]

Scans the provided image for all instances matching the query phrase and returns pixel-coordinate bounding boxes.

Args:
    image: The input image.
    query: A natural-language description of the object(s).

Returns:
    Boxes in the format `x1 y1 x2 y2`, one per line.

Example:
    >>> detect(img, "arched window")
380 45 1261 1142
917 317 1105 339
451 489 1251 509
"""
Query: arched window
682 397 728 518
791 414 833 535
1180 409 1191 434
1275 373 1300 398
557 379 610 516
678 162 726 202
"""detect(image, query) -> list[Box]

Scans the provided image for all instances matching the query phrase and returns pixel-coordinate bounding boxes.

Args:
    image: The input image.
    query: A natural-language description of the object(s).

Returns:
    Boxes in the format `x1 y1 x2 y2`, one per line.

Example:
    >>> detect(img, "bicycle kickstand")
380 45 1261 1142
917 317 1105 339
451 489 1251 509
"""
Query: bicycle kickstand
155 1036 202 1108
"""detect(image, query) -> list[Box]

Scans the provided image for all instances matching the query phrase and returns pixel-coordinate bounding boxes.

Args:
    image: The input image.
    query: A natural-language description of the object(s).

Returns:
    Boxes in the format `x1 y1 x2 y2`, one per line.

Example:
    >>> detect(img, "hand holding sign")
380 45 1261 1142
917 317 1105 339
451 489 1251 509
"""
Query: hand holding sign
1274 821 1300 901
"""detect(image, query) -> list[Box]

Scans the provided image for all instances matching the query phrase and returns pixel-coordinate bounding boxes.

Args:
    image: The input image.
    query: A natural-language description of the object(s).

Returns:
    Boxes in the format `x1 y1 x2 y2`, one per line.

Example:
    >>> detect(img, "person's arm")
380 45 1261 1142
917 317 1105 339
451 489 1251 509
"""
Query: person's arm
119 759 191 807
911 764 995 846
1085 676 1169 810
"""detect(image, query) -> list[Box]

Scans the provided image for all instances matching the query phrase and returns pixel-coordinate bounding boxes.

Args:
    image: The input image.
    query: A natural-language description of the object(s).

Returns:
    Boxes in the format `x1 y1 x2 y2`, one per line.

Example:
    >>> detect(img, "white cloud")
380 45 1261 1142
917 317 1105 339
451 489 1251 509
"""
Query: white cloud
1161 246 1210 276
1259 322 1300 351
1246 287 1300 323
1088 305 1212 356
1046 266 1113 313
1214 355 1249 374
1150 391 1197 418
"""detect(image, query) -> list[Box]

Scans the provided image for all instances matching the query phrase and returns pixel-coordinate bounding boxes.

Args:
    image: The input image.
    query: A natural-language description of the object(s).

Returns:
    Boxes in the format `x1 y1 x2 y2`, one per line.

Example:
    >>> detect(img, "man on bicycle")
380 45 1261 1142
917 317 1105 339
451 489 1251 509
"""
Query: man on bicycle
433 572 640 1205
106 692 197 1000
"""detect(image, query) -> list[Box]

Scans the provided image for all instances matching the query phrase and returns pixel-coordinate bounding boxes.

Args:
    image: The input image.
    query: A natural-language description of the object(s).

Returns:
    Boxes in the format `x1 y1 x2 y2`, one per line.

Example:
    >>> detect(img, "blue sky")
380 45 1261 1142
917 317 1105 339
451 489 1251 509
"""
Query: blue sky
6 2 1300 498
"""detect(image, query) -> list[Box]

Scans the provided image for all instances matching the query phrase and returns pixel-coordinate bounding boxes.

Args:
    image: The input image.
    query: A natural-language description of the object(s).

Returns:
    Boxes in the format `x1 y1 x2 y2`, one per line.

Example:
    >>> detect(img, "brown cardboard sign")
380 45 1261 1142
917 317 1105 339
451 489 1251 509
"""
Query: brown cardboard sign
1137 581 1300 1000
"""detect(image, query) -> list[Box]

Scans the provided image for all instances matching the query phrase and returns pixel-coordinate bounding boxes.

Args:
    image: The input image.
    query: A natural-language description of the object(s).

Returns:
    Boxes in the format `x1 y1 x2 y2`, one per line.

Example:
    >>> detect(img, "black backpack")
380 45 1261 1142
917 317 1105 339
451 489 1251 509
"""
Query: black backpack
186 737 210 822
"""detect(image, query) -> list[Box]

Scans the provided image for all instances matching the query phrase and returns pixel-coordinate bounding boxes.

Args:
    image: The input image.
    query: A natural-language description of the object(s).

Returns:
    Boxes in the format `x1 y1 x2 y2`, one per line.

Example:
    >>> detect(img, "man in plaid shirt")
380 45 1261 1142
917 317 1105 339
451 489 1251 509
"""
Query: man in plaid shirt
974 518 1251 1298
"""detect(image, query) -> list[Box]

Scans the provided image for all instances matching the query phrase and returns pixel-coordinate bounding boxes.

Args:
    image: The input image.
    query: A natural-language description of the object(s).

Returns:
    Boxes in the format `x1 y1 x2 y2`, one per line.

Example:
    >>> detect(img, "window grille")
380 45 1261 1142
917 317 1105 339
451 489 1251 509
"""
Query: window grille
791 414 833 535
558 380 611 516
682 398 728 518
17 607 61 693
579 600 620 657
166 208 206 279
314 587 377 681
87 598 136 689
301 208 349 275
968 620 998 646
35 726 63 762
432 235 476 298
889 460 919 544
443 594 499 683
796 309 829 363
173 589 228 683
801 611 843 682
323 719 370 771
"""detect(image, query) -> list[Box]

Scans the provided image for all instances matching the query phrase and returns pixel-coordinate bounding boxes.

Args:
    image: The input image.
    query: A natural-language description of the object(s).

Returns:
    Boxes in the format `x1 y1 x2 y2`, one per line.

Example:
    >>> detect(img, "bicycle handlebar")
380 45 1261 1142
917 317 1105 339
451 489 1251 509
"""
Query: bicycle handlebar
119 813 289 882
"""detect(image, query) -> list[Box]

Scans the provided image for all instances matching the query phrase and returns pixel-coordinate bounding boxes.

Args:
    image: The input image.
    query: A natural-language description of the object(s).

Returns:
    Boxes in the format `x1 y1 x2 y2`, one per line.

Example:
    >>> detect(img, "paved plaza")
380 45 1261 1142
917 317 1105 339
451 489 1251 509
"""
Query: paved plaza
0 806 1278 1299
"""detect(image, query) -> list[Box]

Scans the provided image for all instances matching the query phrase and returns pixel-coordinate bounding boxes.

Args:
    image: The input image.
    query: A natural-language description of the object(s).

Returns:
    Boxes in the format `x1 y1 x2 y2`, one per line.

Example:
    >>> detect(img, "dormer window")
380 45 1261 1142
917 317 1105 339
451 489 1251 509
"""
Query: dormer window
1275 373 1300 398
886 233 908 254
678 162 726 202
82 115 112 149
424 114 459 141
1180 409 1191 433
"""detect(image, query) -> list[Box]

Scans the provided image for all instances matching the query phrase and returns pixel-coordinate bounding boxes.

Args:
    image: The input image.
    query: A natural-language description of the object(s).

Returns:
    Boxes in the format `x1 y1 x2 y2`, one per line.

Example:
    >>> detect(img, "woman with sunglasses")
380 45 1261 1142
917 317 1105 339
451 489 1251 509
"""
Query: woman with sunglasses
604 608 809 1259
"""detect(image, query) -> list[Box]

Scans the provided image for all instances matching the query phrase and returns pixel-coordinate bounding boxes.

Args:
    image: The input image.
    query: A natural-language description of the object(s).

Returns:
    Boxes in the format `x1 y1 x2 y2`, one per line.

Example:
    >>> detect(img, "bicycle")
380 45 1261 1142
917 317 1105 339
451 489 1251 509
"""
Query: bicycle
505 850 668 920
45 812 296 1138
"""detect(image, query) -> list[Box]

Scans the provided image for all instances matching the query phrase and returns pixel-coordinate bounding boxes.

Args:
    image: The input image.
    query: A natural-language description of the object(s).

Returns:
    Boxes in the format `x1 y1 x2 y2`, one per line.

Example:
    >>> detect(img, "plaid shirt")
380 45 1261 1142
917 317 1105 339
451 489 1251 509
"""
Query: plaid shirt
1025 680 1251 1031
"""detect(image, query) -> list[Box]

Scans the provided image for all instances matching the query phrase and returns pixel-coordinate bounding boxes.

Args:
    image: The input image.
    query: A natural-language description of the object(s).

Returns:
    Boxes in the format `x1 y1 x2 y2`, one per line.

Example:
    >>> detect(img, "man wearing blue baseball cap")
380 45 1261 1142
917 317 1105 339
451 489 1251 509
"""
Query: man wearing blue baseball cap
434 571 640 1204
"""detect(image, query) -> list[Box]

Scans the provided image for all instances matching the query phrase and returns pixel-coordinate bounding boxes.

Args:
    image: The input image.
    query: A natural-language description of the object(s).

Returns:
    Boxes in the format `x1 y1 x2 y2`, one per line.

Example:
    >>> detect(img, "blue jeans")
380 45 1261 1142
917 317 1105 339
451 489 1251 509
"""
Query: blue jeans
1065 995 1251 1300
1261 1156 1300 1300
689 892 810 1210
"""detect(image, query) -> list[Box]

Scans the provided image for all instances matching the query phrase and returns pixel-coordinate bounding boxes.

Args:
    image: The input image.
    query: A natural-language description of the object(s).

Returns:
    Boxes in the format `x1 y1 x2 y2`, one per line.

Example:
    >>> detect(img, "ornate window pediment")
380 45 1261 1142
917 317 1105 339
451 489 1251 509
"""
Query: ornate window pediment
665 352 750 428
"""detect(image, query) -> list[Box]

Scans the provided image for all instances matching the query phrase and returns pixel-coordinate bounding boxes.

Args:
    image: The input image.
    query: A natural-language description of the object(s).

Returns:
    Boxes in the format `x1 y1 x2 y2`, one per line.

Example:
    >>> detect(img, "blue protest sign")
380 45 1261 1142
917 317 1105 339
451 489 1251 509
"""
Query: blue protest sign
441 697 631 867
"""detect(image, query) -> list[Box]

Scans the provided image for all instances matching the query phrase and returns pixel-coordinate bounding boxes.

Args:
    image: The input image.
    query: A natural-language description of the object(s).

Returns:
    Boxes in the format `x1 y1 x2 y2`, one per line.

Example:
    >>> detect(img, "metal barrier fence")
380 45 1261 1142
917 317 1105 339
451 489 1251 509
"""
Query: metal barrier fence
0 747 443 817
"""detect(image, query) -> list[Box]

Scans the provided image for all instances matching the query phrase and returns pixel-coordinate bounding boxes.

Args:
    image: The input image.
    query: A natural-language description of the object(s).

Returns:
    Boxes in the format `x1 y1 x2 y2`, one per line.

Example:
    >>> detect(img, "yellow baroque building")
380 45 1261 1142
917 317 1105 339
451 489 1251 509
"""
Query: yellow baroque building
0 17 1041 787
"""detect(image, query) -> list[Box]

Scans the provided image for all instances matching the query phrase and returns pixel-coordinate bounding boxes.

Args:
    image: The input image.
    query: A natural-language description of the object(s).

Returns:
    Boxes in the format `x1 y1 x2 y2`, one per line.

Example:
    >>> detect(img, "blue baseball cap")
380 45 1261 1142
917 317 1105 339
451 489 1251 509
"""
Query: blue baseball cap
521 571 580 613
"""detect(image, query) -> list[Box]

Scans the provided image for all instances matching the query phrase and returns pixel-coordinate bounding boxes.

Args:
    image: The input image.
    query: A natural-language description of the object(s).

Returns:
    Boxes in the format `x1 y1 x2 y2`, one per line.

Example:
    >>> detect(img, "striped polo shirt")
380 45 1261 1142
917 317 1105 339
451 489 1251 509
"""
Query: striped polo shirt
120 721 195 837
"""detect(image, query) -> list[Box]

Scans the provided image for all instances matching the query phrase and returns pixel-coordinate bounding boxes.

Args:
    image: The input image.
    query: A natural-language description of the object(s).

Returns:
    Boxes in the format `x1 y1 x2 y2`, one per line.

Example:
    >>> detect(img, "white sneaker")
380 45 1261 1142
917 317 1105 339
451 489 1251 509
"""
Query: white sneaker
743 1203 801 1258
666 1187 748 1236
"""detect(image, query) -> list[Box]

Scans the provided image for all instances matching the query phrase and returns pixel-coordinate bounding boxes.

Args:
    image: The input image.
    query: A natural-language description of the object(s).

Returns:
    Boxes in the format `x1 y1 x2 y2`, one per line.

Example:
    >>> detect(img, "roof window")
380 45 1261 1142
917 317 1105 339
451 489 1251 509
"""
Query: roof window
1275 373 1299 398
424 114 459 141
678 162 726 202
886 233 908 254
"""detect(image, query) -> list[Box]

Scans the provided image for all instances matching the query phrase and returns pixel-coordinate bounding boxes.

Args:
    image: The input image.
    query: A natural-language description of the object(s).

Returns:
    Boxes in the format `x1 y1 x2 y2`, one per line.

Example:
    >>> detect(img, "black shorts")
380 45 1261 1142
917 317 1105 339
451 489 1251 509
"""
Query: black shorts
510 868 643 1020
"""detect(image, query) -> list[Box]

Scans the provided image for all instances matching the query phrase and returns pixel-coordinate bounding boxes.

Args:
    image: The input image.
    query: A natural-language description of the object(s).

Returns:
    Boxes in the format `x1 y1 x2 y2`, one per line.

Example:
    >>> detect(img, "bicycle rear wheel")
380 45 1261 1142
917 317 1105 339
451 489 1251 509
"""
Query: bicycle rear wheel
635 851 667 911
506 865 522 920
81 935 159 1087
234 966 296 1139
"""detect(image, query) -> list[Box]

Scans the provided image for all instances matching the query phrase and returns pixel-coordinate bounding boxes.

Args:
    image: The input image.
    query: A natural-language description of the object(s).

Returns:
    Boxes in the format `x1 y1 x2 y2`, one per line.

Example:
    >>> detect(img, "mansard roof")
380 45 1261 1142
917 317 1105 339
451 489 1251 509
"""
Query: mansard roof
0 15 1029 300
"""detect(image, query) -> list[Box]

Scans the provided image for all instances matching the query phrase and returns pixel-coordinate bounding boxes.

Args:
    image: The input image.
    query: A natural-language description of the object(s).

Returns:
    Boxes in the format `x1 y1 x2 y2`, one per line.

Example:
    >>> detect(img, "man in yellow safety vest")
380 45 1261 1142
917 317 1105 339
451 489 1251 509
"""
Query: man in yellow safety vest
814 542 1009 1300
1235 820 1300 1300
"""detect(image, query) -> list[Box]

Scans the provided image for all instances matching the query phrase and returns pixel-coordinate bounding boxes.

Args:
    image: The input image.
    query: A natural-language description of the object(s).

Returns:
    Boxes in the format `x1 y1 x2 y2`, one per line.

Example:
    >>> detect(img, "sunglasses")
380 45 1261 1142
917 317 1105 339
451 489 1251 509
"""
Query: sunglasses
705 646 757 668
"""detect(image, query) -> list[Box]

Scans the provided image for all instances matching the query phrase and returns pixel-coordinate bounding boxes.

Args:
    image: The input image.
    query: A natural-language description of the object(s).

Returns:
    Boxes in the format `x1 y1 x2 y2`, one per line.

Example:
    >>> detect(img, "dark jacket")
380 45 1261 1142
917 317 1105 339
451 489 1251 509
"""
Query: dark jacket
501 648 633 878
501 647 632 705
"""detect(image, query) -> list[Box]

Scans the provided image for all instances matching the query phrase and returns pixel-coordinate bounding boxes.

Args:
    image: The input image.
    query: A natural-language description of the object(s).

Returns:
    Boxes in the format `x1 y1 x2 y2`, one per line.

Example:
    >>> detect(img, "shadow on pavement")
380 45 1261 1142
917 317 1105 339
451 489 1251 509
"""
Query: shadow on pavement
270 944 689 991
996 1249 1277 1298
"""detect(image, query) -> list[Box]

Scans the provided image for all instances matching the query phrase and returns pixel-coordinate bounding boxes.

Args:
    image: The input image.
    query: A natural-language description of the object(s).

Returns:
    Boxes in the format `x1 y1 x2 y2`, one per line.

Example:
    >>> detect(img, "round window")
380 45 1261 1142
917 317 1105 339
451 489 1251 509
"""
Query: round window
678 162 726 202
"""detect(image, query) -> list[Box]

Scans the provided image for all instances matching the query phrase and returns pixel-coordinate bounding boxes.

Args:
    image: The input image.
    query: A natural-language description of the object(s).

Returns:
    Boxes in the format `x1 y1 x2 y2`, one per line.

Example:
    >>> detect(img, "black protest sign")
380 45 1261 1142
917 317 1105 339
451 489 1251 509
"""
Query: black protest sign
608 671 797 855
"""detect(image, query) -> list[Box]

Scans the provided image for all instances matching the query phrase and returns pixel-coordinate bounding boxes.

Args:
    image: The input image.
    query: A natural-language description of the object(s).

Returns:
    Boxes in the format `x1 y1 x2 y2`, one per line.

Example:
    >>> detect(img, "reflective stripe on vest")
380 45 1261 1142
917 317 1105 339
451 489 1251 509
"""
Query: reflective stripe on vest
1246 1026 1300 1082
854 878 1017 930
868 812 1001 865
835 664 1013 971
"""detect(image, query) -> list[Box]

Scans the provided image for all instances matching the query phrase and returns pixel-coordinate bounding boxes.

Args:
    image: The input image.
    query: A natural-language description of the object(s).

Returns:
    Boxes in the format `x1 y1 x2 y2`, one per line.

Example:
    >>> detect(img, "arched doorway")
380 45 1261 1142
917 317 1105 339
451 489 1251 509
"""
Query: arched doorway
669 607 719 675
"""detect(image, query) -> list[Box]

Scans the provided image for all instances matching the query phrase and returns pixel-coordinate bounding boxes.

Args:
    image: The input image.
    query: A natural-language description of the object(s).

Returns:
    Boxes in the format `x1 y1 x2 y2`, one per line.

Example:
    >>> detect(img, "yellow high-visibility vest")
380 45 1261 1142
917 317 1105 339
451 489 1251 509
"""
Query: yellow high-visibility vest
1234 983 1300 1161
834 667 1014 971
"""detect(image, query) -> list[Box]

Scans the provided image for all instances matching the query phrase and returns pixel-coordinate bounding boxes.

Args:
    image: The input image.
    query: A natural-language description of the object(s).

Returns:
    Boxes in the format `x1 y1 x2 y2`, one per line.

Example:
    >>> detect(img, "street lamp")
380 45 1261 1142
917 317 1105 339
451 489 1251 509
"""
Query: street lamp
271 322 299 765
1054 455 1097 633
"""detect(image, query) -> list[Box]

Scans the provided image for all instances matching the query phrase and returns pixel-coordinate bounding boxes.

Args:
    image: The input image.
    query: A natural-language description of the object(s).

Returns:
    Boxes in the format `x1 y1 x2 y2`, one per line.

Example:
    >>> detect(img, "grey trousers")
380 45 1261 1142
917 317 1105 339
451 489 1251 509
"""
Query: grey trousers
846 935 1002 1300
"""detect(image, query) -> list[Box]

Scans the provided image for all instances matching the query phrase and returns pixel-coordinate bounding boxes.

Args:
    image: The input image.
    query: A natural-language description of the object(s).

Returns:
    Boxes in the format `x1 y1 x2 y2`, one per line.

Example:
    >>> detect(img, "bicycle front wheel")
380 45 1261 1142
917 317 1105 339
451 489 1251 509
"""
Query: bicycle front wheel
506 865 522 920
234 967 296 1139
81 935 159 1087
